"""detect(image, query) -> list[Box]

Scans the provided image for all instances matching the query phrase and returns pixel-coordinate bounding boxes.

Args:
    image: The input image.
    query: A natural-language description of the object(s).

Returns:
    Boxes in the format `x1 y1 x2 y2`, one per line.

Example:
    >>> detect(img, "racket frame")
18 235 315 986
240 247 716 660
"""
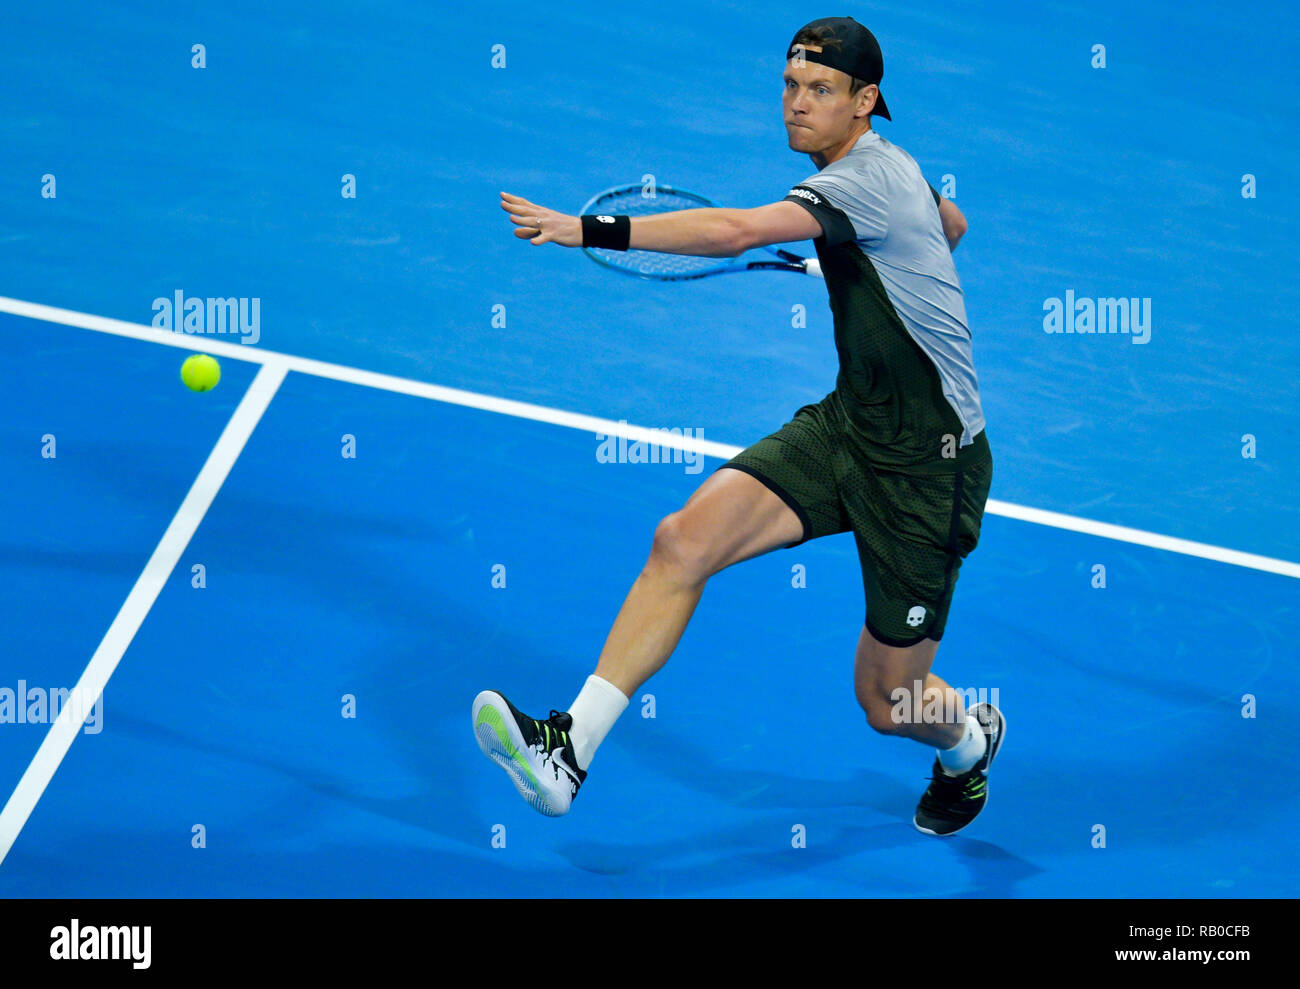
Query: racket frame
579 184 822 281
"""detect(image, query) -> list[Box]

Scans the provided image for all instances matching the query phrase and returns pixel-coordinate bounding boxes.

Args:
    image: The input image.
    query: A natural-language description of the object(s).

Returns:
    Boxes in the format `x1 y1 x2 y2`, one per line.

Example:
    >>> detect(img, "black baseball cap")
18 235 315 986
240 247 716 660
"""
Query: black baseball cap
786 16 891 120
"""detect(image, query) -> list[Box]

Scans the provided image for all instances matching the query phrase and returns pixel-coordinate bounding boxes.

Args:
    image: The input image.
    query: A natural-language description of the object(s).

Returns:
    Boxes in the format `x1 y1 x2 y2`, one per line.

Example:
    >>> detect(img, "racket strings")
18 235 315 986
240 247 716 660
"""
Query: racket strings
583 188 724 277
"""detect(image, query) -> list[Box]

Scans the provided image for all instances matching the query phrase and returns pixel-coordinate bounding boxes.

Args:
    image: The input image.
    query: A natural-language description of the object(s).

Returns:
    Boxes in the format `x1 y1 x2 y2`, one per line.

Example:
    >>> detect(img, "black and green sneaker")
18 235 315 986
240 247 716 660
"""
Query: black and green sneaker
913 702 1005 836
472 690 586 817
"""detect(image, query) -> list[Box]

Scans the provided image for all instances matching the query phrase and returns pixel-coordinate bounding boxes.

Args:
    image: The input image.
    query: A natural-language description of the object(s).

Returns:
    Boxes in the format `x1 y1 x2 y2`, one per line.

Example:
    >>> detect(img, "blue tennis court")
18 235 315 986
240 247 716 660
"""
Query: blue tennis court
1 0 1296 898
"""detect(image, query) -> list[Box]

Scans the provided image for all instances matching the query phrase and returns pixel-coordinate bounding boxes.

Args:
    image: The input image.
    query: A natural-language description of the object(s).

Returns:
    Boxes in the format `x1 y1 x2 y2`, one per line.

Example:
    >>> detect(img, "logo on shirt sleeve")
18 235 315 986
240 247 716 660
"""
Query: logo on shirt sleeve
788 187 822 206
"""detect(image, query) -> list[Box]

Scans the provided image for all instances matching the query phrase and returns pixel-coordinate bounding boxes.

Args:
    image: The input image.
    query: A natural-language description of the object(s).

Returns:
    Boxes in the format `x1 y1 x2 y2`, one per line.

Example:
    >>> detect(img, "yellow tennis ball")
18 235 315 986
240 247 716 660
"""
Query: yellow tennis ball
181 354 221 392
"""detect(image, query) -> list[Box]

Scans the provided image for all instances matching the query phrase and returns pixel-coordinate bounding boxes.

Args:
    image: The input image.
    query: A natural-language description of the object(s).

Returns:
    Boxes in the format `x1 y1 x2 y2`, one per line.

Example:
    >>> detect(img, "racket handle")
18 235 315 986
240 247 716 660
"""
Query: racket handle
804 257 823 279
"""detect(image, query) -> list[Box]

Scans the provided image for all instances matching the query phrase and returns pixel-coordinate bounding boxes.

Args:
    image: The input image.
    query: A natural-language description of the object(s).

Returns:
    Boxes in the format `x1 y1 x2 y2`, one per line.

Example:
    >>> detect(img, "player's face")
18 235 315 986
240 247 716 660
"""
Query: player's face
783 48 874 154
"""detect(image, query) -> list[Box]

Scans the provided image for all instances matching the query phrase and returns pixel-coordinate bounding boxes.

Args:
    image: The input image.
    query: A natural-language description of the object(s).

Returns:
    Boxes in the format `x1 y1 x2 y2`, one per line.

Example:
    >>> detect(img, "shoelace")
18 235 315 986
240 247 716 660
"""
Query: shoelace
922 768 983 816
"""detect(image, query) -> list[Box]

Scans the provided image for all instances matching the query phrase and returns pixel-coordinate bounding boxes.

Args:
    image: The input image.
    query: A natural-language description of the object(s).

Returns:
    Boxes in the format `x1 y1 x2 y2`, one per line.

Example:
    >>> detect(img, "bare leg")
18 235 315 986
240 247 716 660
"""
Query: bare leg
852 625 966 748
592 467 803 697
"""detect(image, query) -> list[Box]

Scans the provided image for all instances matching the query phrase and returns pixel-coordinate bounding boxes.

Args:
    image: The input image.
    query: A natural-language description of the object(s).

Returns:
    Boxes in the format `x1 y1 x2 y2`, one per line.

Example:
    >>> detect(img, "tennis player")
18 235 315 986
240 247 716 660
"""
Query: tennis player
475 16 1003 836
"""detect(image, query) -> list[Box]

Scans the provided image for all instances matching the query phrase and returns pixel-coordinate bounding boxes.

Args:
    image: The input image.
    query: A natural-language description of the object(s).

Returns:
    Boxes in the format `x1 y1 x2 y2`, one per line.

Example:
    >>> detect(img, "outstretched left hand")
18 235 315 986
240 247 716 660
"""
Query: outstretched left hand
500 191 583 247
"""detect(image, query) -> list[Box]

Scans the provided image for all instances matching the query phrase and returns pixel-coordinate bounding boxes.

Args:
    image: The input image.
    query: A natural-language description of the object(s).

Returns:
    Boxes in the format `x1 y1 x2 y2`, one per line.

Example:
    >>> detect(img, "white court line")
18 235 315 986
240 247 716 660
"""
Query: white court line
0 361 288 866
2 294 1297 580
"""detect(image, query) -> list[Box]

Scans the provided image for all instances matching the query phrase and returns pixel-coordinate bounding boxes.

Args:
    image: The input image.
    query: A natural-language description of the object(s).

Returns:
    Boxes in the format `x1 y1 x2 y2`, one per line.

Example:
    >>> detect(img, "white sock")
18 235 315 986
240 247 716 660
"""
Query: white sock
937 715 986 776
567 675 629 771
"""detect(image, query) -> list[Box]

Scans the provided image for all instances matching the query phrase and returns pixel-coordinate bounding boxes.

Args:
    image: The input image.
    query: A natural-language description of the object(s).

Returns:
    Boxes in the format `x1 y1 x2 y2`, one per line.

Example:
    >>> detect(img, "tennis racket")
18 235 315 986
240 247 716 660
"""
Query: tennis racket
579 184 823 281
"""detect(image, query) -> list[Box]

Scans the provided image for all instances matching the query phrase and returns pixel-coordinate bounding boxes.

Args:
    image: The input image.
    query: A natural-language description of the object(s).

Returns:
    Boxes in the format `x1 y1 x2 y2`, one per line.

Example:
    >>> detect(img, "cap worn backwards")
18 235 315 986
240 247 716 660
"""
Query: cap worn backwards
786 16 891 121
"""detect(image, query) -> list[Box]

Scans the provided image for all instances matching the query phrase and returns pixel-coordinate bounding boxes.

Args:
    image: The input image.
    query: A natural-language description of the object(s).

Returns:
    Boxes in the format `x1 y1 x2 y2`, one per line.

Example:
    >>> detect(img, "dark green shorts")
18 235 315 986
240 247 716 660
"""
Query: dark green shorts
721 392 993 646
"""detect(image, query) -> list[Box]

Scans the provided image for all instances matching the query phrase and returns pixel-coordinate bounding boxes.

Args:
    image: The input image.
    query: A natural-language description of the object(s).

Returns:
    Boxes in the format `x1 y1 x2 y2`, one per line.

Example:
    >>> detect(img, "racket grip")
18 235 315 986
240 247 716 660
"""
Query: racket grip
804 257 823 279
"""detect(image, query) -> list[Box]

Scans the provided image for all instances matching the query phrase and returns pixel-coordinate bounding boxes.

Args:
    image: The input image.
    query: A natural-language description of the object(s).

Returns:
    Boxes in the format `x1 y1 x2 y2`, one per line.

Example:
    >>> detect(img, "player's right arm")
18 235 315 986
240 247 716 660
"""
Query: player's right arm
730 201 825 254
542 199 823 257
499 191 824 257
623 200 823 257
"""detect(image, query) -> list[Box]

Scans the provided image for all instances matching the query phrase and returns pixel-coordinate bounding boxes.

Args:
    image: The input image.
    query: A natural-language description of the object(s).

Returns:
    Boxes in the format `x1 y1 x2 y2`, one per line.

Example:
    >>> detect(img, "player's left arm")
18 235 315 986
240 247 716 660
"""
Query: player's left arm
937 197 967 250
927 182 967 251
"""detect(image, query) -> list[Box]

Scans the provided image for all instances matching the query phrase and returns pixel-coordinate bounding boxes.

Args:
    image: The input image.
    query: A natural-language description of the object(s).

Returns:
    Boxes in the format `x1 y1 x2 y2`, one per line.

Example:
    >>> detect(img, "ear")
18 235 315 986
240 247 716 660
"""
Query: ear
858 83 879 117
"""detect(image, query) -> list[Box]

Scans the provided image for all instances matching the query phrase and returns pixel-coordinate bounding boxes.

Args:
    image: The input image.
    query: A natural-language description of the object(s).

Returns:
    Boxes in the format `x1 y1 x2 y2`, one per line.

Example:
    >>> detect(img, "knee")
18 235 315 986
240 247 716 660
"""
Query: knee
648 511 712 586
857 678 908 736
